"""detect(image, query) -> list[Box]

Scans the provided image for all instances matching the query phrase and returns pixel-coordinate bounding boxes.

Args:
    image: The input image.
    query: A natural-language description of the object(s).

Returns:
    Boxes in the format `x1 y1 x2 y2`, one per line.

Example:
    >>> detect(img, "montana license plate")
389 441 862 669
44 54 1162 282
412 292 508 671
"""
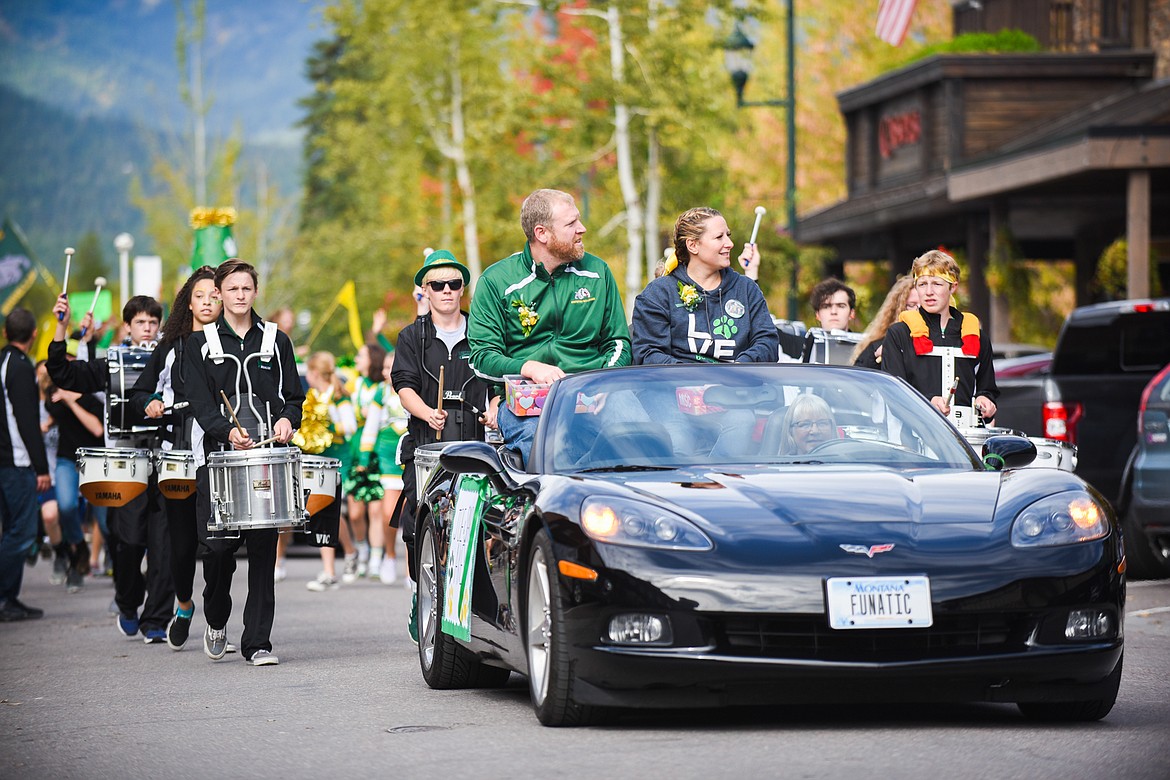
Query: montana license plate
826 575 933 629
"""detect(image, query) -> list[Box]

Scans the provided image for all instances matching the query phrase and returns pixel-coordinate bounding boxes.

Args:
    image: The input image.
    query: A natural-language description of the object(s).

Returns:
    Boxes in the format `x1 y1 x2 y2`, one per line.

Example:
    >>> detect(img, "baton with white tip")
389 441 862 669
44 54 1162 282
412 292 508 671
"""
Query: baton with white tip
58 247 75 321
80 276 107 338
749 206 766 245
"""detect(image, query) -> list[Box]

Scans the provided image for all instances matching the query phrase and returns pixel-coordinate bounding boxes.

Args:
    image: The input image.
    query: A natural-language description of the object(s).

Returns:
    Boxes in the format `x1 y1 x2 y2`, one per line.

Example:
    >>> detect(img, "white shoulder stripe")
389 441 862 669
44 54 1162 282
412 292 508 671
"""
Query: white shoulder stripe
565 266 600 279
503 271 537 297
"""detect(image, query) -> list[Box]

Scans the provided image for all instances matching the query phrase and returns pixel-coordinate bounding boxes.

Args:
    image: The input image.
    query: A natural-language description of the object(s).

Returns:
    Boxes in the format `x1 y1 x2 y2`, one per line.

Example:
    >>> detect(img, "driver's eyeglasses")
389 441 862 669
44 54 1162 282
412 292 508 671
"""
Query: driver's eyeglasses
791 419 834 432
426 278 464 292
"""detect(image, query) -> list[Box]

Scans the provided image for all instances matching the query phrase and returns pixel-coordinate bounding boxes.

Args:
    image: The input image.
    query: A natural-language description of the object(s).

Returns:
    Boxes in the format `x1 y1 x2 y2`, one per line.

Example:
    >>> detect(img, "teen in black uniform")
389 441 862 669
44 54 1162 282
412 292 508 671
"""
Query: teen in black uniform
128 266 222 650
182 259 302 666
392 250 495 641
48 293 175 642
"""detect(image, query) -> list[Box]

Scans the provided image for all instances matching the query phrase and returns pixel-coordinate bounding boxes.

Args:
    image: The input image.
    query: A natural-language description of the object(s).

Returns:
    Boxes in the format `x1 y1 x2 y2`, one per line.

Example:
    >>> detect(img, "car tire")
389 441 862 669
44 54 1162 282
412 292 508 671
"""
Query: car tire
417 515 509 689
525 528 605 727
1016 654 1122 722
1121 505 1170 580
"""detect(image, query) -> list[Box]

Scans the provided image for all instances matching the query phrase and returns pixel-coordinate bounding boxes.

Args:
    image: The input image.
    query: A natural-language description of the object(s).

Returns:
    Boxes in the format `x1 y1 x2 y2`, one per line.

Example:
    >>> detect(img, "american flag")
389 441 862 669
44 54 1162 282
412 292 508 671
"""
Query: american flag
876 0 918 46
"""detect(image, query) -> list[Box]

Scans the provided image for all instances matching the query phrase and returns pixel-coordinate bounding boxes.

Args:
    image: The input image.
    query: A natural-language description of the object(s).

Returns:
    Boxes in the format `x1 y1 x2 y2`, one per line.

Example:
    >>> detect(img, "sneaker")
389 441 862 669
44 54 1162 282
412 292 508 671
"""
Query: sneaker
142 628 167 644
107 598 120 616
65 567 84 593
225 642 239 654
306 573 339 592
274 564 287 583
356 559 369 578
341 557 358 584
167 612 193 650
117 612 140 637
407 591 418 645
367 556 381 578
0 598 44 621
50 552 68 585
204 625 228 660
379 559 397 585
246 649 280 666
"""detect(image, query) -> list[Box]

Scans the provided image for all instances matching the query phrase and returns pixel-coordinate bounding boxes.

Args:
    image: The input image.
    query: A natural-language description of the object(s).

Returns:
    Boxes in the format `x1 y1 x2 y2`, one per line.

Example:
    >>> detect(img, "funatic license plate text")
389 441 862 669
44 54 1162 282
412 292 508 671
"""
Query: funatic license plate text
826 575 933 629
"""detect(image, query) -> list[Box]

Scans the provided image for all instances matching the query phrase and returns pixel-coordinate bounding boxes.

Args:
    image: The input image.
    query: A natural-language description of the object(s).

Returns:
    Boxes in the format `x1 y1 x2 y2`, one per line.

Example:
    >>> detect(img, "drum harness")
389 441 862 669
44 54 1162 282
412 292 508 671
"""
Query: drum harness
202 320 281 444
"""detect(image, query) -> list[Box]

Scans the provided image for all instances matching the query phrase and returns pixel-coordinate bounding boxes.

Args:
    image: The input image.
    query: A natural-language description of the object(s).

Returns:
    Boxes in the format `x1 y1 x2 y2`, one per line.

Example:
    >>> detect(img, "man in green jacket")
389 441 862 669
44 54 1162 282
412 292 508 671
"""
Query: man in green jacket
469 188 632 465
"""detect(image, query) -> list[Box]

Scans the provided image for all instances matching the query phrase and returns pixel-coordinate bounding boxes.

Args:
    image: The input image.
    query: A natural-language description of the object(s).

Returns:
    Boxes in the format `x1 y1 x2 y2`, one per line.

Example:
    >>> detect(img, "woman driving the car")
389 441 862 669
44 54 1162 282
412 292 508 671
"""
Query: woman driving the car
779 394 838 456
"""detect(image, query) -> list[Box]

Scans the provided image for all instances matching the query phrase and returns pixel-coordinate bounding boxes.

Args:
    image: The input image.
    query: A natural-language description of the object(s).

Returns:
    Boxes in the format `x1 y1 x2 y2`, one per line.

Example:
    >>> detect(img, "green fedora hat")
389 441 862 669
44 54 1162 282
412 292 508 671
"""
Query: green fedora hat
415 249 471 287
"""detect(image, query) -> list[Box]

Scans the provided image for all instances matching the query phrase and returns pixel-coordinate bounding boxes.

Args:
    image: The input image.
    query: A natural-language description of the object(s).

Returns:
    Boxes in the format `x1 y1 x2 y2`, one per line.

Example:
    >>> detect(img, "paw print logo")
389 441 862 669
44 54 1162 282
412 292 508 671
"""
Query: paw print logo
712 316 738 339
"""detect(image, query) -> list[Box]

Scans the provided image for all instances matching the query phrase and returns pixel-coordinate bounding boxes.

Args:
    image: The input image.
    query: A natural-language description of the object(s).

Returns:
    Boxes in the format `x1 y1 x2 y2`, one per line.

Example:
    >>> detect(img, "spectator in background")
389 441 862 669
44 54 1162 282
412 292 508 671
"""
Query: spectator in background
1 308 51 621
850 276 919 369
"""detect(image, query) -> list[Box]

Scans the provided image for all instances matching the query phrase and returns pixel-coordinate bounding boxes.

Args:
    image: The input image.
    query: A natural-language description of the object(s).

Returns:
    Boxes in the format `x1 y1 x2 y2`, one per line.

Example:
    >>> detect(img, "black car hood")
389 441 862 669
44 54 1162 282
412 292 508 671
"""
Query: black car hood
617 465 1003 529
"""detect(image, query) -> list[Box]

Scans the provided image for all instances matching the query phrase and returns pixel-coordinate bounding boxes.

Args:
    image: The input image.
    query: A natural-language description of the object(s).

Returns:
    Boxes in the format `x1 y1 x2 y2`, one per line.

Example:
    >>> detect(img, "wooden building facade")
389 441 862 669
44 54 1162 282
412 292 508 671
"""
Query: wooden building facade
798 0 1169 341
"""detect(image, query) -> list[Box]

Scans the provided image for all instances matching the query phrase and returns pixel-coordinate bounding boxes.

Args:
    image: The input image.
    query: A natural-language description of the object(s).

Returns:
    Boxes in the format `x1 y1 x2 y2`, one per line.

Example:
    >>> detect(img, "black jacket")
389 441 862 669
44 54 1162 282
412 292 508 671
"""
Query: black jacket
0 344 49 475
129 338 196 449
182 311 303 457
881 307 1000 408
46 338 106 394
391 313 491 463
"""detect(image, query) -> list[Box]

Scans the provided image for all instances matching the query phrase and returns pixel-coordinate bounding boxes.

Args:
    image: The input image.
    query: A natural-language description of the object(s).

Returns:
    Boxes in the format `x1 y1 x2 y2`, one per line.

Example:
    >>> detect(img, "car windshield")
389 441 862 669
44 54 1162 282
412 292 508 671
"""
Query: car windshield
537 364 980 473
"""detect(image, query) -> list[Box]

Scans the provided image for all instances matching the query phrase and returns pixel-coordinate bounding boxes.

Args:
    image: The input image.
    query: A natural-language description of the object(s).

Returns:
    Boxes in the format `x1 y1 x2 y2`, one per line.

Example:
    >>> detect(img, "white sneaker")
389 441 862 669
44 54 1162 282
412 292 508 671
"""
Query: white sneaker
274 565 287 583
341 557 358 584
307 573 340 592
247 649 280 666
367 556 381 578
379 559 397 585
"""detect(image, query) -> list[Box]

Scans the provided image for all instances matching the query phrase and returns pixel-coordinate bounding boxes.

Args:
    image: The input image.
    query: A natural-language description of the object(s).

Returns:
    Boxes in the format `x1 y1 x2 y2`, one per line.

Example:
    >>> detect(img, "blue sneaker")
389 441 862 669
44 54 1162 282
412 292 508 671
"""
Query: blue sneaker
117 612 140 637
142 628 167 644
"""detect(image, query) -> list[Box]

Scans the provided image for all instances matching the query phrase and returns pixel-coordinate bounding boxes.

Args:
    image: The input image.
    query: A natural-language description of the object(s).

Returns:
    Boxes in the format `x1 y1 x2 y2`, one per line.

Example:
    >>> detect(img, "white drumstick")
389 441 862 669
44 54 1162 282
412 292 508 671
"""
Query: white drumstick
81 276 107 337
424 247 434 257
58 247 75 321
749 206 766 245
81 275 107 336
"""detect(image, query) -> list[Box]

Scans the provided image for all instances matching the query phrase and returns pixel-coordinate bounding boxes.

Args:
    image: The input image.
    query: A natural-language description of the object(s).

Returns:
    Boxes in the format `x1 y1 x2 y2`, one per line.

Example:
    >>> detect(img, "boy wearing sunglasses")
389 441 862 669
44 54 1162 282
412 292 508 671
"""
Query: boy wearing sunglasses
392 250 497 639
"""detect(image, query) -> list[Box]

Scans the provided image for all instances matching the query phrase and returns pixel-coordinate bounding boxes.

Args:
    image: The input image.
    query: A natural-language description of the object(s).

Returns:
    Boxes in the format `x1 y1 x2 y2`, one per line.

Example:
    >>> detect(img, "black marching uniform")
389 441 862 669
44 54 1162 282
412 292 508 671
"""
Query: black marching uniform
391 312 491 580
128 338 201 609
881 307 1000 413
46 338 175 634
182 312 303 659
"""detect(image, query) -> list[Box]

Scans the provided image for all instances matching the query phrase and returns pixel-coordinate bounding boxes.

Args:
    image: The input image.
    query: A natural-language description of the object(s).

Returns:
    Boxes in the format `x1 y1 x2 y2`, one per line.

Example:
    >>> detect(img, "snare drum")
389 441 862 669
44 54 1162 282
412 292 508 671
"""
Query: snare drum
208 447 306 531
962 427 1077 472
156 449 197 499
77 447 152 507
302 455 341 517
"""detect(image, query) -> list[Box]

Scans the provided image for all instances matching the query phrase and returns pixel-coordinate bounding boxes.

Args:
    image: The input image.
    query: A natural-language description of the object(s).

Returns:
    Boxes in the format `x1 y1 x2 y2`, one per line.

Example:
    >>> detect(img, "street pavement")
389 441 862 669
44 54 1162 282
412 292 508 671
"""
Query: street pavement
3 547 1169 780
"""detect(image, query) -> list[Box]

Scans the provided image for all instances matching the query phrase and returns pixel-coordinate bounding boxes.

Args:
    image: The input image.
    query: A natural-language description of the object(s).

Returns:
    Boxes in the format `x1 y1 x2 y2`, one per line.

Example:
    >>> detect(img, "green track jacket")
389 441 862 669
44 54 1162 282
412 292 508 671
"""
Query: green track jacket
468 243 631 382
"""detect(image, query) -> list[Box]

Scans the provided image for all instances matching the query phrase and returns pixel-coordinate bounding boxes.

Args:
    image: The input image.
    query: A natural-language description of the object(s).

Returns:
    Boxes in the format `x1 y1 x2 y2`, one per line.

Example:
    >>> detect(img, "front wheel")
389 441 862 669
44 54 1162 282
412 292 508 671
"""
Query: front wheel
417 516 509 689
1016 654 1122 722
525 529 605 726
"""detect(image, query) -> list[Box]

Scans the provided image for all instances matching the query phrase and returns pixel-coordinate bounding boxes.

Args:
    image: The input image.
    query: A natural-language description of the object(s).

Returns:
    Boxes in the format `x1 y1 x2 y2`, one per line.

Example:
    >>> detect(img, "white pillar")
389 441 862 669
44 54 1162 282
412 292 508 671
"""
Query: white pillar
114 233 134 313
1127 170 1150 299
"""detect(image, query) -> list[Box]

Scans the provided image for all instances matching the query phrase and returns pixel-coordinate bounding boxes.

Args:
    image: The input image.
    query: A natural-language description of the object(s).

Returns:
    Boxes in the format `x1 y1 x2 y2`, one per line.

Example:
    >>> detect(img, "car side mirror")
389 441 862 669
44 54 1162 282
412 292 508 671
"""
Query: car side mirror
438 441 522 494
982 435 1037 471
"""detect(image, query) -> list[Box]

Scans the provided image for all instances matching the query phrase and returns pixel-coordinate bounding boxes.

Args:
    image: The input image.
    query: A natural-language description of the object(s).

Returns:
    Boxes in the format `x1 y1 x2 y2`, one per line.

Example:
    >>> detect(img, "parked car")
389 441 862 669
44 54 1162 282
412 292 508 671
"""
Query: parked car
992 352 1052 435
1118 363 1170 577
415 364 1123 725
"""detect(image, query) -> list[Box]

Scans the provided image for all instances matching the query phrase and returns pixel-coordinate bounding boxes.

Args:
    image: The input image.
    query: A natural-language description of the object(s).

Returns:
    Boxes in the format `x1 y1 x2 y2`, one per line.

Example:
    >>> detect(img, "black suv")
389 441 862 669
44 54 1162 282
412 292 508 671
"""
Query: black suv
1041 298 1170 577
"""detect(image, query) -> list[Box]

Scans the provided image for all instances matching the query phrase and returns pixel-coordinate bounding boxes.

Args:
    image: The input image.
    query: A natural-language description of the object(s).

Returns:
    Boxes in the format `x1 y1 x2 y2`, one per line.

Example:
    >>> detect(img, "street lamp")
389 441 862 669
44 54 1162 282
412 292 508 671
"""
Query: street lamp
114 232 134 313
723 4 799 320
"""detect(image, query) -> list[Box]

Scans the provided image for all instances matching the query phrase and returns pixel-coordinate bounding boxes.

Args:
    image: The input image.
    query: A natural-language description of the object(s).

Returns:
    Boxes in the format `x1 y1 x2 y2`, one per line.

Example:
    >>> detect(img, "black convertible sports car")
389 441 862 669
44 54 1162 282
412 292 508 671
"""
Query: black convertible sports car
414 364 1125 726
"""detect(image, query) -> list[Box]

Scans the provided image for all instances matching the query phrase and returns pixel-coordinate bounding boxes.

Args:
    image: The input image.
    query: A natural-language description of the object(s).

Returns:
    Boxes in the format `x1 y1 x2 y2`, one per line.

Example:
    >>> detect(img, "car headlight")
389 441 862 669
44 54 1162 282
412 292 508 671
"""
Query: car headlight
580 496 712 551
1010 491 1109 548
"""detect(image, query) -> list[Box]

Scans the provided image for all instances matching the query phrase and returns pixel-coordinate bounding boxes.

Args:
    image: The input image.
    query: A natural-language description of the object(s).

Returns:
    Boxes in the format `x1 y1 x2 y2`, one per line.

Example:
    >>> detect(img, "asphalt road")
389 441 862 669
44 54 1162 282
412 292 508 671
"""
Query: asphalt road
3 550 1168 780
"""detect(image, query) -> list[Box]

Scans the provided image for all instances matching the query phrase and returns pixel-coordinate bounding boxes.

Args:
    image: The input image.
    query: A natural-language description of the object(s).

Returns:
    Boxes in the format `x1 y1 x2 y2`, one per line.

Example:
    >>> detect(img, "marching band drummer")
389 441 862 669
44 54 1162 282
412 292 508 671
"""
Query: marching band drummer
182 259 303 667
48 293 175 643
127 266 221 650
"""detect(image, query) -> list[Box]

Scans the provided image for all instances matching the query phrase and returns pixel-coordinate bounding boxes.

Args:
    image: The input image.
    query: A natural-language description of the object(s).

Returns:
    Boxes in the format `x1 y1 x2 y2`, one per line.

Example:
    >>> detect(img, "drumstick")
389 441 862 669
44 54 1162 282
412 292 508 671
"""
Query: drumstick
219 390 248 437
436 365 445 442
80 276 107 337
58 247 74 321
252 435 281 447
945 378 959 410
748 206 766 245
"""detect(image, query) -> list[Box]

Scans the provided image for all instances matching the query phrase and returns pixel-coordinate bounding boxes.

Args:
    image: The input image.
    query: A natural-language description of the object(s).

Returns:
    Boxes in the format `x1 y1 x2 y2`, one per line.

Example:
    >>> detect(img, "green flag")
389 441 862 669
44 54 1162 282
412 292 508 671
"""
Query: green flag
190 207 238 268
0 217 39 317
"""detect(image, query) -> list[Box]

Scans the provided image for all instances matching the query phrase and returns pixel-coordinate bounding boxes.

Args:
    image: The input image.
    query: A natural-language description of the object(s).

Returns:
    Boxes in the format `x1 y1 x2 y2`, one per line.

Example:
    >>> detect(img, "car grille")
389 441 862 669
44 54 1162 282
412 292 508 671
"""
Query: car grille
715 612 1034 662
